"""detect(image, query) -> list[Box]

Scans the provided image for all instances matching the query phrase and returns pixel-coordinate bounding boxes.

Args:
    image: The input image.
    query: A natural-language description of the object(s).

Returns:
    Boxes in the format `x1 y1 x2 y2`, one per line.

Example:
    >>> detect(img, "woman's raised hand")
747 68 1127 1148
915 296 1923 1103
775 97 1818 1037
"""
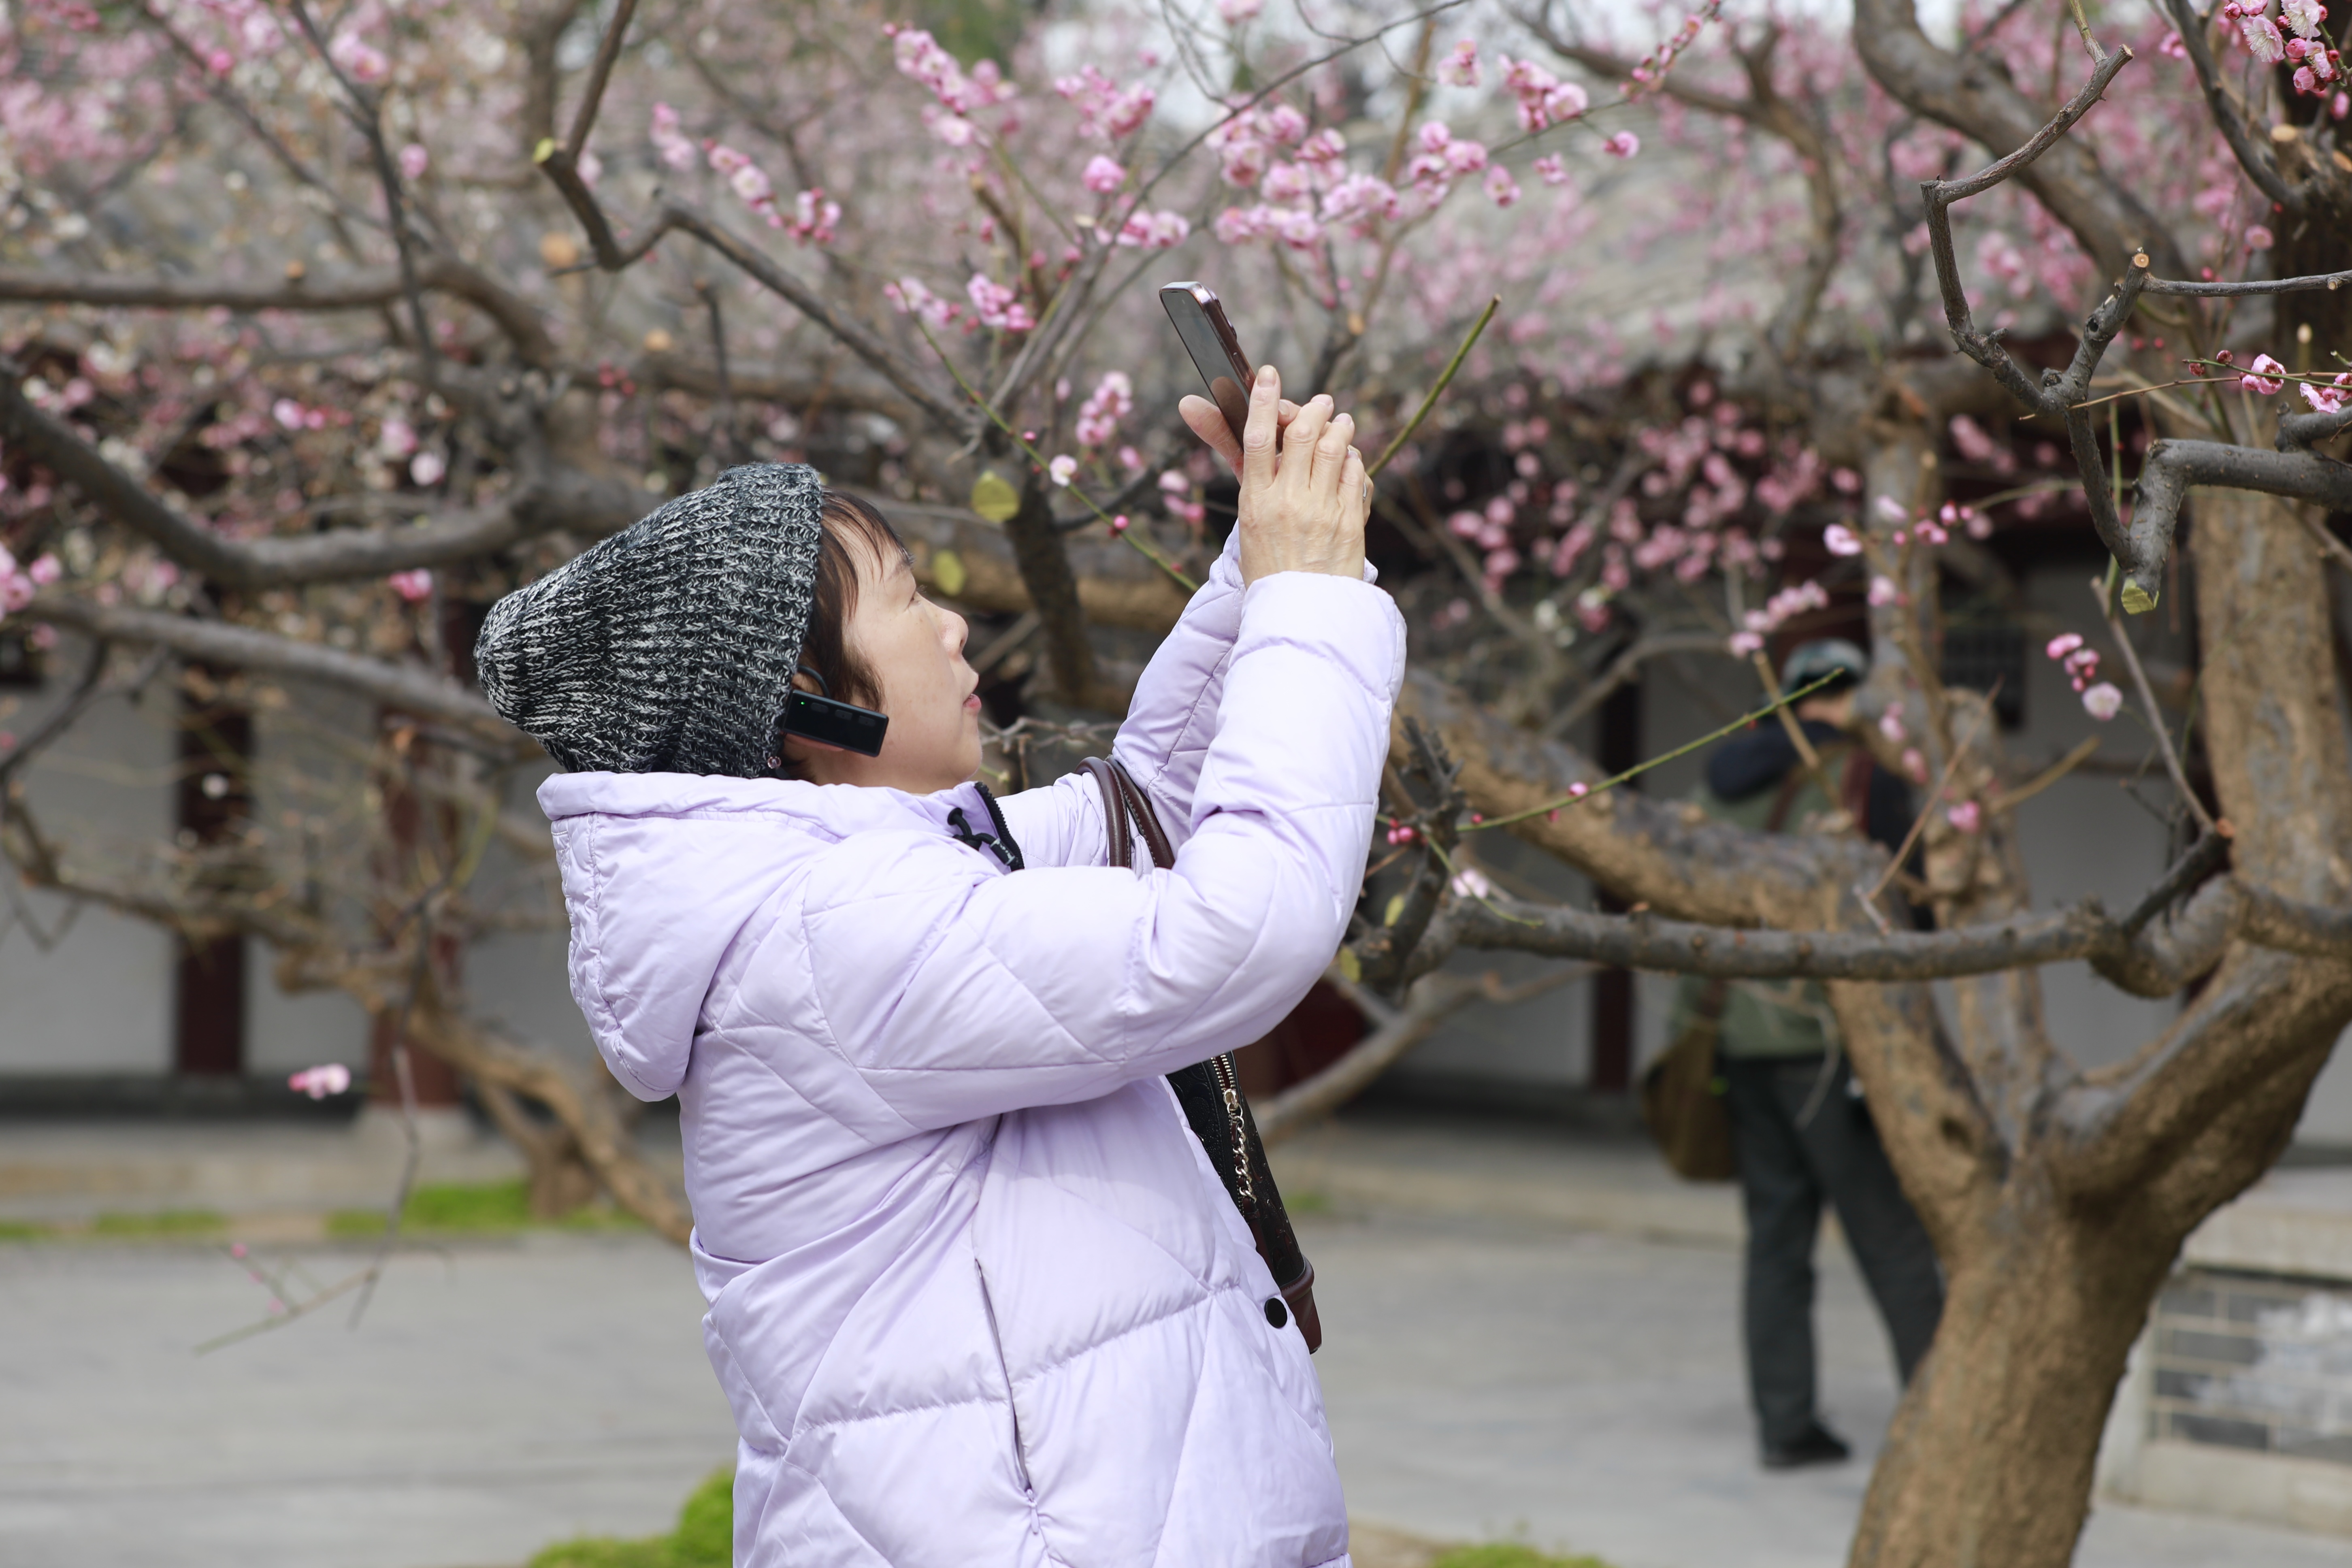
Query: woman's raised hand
1232 365 1368 586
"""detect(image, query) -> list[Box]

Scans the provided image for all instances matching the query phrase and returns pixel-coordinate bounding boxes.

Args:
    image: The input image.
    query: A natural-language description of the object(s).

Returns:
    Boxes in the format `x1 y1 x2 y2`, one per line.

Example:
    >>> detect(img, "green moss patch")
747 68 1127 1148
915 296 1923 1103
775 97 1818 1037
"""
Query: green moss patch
530 1468 731 1568
89 1209 227 1238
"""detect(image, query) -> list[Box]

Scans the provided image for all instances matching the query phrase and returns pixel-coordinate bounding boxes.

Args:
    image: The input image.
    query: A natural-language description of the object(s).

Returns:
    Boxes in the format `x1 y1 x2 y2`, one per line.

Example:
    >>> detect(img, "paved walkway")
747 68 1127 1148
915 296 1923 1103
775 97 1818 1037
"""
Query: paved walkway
3 1110 2347 1567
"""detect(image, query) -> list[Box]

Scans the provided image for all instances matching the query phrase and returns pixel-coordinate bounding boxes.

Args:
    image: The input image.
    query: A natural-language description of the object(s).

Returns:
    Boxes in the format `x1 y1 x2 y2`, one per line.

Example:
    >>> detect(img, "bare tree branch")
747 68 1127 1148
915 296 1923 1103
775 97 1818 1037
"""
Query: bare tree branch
0 369 645 586
1852 0 2182 280
0 258 559 367
20 597 517 751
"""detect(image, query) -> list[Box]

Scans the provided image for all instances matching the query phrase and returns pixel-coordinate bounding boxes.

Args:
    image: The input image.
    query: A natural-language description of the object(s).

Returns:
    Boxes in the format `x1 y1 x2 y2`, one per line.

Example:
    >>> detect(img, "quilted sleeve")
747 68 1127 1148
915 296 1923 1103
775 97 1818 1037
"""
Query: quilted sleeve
795 571 1405 1131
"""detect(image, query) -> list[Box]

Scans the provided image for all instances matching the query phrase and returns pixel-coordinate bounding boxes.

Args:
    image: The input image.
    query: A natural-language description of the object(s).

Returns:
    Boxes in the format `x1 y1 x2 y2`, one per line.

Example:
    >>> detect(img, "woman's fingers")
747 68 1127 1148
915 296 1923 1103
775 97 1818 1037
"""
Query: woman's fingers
1240 366 1283 498
1178 394 1240 473
1340 444 1370 540
1309 411 1353 504
1278 396 1334 493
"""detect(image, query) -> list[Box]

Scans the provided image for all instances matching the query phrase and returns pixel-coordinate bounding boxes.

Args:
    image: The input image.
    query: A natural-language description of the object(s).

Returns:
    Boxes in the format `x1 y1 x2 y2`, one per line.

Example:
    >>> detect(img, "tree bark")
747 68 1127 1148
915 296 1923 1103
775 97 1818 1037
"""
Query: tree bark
1849 1193 2175 1568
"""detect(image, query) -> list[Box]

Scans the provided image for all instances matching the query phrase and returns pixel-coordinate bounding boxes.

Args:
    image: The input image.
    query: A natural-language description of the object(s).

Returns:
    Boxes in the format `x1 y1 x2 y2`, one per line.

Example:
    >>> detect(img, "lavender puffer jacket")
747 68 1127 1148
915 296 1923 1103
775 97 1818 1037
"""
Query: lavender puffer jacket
539 540 1404 1567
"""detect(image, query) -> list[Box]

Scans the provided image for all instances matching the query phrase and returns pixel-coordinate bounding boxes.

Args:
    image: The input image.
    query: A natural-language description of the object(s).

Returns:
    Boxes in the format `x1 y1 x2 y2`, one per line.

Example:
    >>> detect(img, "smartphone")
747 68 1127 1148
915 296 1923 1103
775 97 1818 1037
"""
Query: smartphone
1159 282 1257 446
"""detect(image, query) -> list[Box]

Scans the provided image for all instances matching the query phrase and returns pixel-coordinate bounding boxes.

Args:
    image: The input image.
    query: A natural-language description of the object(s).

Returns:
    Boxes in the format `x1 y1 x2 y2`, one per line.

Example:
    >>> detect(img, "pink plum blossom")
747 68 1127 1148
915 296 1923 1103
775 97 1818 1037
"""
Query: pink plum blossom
1439 40 1481 87
884 277 960 329
1449 865 1493 899
397 143 428 181
2242 353 2288 394
1823 522 1863 556
387 569 434 602
788 190 840 246
1902 748 1928 783
1055 66 1153 140
966 274 1035 331
1216 0 1263 21
1868 574 1903 607
705 143 784 227
1728 630 1765 656
1114 209 1190 249
328 31 388 83
2245 224 2275 249
377 418 418 459
2301 373 2352 413
2285 0 2328 38
1533 154 1571 187
649 103 696 170
2240 10 2288 62
1075 372 1133 447
28 554 60 586
1496 55 1588 132
2081 682 2125 720
1081 156 1126 195
410 451 446 486
1047 455 1078 487
1945 800 1982 834
1260 163 1312 204
1485 166 1521 207
288 1063 352 1099
1602 131 1641 160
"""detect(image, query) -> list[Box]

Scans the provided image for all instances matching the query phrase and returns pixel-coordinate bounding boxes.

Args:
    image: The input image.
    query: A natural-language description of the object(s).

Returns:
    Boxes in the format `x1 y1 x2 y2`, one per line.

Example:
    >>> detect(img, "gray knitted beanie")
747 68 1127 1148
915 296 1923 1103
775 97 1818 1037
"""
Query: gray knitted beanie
475 462 824 776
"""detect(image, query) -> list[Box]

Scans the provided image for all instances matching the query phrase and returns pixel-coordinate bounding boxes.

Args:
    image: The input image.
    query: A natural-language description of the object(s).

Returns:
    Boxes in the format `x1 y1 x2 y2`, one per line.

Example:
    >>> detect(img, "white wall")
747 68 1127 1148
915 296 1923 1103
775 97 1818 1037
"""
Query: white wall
0 634 175 1072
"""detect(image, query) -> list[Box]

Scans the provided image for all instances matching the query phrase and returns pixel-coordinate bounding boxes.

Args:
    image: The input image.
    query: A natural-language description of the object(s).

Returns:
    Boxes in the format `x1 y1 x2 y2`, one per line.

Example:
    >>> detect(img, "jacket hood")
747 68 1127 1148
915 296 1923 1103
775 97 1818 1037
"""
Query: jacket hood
537 770 986 1100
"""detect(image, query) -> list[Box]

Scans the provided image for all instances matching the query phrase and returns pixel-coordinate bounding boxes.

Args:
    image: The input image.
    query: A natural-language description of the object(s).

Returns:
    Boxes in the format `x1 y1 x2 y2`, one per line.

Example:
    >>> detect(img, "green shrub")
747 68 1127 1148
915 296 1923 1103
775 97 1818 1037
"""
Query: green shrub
1432 1546 1617 1568
0 1219 52 1241
529 1469 731 1568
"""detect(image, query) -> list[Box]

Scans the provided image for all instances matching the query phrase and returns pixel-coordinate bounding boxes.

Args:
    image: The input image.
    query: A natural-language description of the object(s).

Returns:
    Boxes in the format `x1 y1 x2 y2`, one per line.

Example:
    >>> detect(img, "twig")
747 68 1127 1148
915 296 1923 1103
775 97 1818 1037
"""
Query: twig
1862 698 1992 910
908 317 1198 592
1467 673 1839 832
1987 735 2099 814
1368 296 1498 479
2094 576 2217 835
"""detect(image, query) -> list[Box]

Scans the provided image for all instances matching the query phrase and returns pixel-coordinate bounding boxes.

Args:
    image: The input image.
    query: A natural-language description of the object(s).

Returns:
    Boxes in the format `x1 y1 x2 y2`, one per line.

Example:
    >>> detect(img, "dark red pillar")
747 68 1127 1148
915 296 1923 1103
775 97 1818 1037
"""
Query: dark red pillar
173 671 250 1076
1589 680 1640 1093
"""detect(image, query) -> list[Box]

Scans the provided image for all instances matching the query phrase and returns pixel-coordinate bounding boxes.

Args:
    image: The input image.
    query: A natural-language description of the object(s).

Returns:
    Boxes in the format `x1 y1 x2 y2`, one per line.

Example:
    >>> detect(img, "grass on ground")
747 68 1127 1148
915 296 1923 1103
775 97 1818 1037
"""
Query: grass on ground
326 1178 644 1238
525 1471 1617 1568
530 1468 730 1568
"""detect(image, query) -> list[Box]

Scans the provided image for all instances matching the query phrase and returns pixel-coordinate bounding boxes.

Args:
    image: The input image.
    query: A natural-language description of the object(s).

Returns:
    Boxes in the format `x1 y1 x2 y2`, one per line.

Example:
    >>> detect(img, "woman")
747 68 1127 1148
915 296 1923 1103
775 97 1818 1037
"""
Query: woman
475 368 1401 1566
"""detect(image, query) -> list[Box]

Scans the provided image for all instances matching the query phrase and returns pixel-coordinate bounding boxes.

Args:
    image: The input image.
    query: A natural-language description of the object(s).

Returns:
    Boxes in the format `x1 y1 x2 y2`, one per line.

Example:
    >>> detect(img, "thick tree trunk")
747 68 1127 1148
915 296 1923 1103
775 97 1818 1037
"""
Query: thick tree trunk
1843 490 2352 1568
1851 1194 2175 1568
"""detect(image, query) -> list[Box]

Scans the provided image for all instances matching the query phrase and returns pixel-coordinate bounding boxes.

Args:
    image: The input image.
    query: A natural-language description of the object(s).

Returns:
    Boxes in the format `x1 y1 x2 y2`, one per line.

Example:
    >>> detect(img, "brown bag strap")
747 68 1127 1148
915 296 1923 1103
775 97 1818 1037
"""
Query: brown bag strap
1080 754 1321 1350
1079 756 1174 872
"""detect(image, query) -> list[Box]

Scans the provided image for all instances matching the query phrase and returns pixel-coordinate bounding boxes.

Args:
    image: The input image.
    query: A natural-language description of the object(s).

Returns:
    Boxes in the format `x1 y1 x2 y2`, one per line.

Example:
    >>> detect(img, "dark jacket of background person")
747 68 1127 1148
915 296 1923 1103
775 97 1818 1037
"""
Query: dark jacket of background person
1668 718 1913 1058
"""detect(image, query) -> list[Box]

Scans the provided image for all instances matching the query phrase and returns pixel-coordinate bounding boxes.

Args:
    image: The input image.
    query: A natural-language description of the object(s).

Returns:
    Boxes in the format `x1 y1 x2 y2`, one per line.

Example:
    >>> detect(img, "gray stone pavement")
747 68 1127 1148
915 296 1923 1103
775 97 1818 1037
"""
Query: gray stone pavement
3 1110 2349 1566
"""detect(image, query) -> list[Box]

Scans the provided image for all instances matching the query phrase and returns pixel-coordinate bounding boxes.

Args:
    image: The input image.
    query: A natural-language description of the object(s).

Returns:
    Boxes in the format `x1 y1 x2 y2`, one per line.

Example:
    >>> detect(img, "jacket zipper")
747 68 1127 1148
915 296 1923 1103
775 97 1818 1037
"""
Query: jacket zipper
974 1258 1035 1496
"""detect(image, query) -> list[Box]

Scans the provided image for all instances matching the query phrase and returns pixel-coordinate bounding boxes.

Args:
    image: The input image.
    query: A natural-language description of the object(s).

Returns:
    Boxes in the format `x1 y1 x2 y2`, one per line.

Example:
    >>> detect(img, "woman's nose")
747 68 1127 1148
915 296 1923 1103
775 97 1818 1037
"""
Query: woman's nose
943 605 969 658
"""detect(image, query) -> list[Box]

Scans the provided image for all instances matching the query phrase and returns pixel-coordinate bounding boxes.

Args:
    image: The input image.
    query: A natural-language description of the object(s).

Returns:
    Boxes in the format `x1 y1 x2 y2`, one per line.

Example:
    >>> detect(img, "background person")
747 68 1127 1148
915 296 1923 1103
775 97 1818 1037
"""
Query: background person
475 369 1395 1566
1670 638 1945 1470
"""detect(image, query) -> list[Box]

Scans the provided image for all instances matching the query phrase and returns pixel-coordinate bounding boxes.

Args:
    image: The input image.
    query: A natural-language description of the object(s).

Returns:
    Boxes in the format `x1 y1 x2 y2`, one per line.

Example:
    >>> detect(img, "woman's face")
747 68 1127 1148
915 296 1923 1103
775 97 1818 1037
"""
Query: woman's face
783 534 982 794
